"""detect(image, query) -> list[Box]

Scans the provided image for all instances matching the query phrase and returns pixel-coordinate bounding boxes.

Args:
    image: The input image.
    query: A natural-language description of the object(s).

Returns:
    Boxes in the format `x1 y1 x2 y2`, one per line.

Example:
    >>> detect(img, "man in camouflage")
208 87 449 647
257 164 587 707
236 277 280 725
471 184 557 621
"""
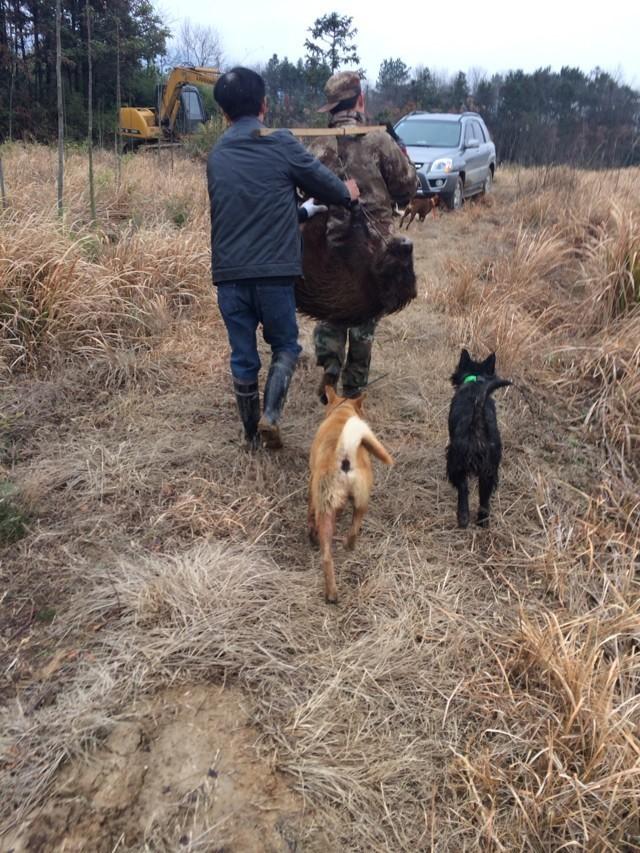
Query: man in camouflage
307 71 417 401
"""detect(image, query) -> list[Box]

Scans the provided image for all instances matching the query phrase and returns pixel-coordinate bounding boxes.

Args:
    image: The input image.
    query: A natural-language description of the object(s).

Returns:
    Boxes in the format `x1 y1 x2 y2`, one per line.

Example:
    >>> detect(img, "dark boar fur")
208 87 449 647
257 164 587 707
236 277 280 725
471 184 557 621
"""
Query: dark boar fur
446 349 511 528
296 207 417 326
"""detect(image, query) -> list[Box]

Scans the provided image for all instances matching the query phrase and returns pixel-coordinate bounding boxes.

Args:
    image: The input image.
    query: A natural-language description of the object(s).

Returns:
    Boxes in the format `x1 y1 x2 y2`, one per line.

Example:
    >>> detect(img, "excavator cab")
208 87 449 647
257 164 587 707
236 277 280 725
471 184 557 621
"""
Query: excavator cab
155 82 207 136
176 85 207 134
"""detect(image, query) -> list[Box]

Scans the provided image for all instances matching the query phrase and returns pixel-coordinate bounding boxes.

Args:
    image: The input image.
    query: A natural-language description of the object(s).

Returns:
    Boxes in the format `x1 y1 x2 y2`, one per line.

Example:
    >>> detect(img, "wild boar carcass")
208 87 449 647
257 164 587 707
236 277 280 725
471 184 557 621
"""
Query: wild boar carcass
296 207 416 326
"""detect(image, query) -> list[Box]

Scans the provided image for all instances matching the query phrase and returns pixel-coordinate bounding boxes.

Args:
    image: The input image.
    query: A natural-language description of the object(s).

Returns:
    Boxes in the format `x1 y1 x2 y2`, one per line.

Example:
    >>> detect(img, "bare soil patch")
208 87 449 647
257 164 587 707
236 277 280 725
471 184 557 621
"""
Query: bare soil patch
4 684 307 852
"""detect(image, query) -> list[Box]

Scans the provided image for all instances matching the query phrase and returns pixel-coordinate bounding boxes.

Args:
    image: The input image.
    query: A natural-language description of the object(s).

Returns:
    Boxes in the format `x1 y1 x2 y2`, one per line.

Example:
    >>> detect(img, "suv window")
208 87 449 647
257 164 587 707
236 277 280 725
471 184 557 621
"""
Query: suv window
395 118 461 148
463 122 475 145
472 120 486 142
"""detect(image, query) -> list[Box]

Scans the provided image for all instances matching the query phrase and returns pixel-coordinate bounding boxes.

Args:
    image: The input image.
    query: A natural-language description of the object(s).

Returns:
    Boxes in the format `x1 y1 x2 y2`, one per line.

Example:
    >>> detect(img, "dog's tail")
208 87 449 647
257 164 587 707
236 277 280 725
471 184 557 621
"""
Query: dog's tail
362 431 394 465
471 379 511 432
339 417 394 469
476 378 512 407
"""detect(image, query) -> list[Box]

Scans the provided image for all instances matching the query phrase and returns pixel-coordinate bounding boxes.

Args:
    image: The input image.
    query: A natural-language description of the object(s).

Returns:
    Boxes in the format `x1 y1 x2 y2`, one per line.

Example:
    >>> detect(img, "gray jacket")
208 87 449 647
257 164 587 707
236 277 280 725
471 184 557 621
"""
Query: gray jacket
207 116 351 283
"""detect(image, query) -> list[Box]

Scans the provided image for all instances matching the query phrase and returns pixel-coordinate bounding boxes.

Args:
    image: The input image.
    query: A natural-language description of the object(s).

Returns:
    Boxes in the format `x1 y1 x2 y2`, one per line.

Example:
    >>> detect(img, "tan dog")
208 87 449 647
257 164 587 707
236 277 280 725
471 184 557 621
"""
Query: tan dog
308 387 393 603
399 195 440 229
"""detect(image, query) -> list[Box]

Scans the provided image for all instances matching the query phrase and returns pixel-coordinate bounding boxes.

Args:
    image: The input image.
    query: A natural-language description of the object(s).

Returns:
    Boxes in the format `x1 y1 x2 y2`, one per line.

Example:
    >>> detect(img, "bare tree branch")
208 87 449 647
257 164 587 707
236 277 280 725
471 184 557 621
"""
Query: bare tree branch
170 19 224 68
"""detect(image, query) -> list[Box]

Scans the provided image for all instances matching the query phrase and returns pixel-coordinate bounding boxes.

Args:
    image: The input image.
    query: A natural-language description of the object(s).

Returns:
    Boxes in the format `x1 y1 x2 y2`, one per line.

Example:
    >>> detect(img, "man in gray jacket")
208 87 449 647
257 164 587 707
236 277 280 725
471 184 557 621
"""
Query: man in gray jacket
208 67 359 450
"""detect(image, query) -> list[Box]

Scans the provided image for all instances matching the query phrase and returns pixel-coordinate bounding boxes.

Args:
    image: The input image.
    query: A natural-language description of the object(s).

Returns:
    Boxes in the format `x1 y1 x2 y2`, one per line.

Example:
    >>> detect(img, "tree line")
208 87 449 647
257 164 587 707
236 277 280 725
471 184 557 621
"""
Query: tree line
0 1 169 143
261 32 640 168
1 5 639 167
370 61 640 167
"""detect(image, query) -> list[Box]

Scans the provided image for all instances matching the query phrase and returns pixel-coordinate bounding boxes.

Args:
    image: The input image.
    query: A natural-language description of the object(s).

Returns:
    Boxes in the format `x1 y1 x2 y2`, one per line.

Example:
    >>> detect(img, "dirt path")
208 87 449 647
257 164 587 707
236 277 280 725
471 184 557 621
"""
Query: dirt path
2 180 565 851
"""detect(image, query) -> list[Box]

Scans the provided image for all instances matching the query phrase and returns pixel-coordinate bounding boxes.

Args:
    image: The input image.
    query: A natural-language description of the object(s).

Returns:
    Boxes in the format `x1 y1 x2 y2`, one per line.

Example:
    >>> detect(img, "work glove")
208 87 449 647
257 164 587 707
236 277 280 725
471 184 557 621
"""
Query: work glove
300 198 328 219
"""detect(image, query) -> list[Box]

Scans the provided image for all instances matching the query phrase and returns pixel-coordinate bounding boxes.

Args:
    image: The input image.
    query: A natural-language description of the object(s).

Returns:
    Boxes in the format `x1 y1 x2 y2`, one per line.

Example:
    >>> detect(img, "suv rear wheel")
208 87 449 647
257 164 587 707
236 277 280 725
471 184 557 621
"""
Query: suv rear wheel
444 177 464 211
481 169 493 195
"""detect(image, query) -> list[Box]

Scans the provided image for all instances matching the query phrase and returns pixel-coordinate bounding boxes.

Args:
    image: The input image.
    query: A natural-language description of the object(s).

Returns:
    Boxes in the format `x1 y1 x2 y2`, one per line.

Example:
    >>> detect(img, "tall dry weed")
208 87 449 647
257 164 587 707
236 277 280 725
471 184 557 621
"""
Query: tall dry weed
431 166 640 475
0 145 213 376
581 204 640 326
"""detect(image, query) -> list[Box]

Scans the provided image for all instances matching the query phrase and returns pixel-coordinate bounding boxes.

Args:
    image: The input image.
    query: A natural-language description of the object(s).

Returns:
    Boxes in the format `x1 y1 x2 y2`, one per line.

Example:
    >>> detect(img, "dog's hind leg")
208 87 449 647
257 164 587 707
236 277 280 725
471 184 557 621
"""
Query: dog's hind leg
345 503 367 551
447 450 470 529
317 511 338 603
308 496 318 546
477 473 497 527
454 477 470 528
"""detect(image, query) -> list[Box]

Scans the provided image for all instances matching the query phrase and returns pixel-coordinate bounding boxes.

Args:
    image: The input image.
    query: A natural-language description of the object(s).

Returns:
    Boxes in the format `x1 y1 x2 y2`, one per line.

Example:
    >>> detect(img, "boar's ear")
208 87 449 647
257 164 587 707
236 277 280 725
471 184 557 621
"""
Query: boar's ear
482 352 496 375
326 385 337 404
459 348 472 369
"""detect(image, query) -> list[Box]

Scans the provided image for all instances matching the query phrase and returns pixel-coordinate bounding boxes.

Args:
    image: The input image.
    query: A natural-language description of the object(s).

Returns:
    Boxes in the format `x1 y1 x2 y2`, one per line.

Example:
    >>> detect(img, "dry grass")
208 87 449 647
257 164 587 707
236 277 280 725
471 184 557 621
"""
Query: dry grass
1 148 640 851
432 165 640 477
0 144 213 378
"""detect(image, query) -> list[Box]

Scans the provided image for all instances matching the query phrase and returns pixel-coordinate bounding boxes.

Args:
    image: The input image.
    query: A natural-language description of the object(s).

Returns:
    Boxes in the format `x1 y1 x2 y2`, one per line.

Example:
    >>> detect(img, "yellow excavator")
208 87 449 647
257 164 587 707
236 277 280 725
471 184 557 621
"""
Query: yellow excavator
119 65 221 147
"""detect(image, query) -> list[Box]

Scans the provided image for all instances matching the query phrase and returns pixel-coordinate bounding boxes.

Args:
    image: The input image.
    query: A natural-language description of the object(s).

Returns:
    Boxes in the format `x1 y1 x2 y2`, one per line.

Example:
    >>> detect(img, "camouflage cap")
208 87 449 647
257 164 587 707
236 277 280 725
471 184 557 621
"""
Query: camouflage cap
318 71 362 113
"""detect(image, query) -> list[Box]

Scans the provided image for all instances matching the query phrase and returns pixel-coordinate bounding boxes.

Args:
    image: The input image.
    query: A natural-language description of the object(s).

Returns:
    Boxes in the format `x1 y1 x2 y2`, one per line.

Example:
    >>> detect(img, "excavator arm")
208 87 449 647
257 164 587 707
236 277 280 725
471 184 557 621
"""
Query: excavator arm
159 66 221 133
119 65 220 145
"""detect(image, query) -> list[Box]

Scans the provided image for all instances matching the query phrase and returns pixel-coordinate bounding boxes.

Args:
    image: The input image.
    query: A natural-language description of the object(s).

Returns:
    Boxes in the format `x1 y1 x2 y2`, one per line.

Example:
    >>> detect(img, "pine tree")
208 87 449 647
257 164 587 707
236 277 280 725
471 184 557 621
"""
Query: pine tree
376 58 411 108
304 13 359 74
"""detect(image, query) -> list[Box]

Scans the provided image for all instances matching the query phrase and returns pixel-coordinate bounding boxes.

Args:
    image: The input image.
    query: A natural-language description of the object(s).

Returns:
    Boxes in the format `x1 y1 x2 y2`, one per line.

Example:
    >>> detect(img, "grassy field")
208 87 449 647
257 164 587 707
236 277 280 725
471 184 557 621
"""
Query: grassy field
1 144 639 851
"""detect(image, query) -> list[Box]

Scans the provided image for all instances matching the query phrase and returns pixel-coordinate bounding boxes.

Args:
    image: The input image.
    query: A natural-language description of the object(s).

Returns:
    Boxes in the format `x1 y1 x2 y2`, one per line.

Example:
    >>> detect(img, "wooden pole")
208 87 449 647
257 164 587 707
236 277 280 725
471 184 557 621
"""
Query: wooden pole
256 125 387 138
8 56 16 141
0 157 7 210
115 17 122 190
55 0 64 217
86 0 96 224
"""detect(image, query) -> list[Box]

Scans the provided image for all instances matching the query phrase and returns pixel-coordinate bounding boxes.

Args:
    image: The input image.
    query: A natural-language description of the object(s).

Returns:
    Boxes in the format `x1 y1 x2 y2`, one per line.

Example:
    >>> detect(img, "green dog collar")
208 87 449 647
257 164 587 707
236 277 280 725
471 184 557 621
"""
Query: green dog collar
463 374 478 384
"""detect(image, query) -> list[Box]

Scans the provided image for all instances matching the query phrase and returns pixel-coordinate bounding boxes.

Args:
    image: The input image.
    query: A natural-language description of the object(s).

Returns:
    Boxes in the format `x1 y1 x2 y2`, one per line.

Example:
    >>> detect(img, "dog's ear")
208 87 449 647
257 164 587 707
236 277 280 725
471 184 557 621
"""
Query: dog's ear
325 385 337 404
458 348 472 369
482 352 496 375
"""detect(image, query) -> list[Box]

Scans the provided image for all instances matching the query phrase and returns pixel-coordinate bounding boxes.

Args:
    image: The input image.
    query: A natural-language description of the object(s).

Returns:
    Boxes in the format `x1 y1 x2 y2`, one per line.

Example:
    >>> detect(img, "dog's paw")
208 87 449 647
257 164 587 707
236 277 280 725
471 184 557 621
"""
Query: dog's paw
325 584 338 604
344 534 357 551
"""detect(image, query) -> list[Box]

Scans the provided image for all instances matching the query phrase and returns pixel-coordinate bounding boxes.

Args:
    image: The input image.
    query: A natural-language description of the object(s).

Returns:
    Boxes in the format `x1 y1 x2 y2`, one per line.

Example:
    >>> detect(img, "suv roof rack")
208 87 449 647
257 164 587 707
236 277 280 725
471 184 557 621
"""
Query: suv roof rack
403 110 481 119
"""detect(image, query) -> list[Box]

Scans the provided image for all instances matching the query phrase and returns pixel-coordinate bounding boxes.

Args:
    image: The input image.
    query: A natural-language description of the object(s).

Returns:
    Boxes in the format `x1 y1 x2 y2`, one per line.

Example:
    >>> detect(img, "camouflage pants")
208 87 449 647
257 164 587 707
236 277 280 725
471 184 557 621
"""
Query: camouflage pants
314 319 377 394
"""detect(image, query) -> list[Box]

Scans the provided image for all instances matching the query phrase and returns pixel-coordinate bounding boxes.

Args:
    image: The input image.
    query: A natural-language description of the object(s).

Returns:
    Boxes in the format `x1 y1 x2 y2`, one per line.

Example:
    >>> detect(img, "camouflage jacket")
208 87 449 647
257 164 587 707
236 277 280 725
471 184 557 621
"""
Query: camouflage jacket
306 110 417 244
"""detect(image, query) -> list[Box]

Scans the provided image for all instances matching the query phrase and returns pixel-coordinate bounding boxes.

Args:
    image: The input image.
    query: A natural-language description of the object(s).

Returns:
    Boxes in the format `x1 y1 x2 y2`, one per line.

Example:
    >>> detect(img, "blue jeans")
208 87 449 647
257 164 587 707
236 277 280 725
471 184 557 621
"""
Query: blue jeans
217 281 302 383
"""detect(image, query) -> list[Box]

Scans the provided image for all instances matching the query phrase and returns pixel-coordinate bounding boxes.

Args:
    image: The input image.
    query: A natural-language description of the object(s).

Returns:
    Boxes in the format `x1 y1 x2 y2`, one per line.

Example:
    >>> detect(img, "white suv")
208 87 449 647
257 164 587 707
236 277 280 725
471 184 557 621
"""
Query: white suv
394 111 496 210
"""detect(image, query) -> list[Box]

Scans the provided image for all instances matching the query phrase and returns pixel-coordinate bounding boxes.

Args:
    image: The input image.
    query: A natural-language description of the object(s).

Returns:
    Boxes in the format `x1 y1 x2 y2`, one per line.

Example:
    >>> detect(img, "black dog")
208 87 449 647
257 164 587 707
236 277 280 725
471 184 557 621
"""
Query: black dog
446 349 511 528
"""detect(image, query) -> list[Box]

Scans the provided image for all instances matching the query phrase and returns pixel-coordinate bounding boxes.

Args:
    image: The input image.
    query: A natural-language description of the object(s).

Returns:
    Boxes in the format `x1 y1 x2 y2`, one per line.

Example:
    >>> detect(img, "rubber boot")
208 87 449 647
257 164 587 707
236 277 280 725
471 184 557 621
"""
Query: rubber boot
342 384 364 399
318 368 339 405
233 379 260 451
258 351 298 450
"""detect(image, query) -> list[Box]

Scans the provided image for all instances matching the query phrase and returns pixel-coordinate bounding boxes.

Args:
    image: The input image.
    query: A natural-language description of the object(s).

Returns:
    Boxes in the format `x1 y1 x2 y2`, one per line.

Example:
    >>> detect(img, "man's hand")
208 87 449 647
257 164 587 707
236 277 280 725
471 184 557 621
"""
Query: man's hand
345 178 360 201
300 198 328 219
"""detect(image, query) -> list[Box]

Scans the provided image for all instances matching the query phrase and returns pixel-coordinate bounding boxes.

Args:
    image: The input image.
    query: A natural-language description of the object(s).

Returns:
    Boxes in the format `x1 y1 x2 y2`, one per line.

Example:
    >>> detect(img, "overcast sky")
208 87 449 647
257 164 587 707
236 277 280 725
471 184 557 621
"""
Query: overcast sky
155 0 640 87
